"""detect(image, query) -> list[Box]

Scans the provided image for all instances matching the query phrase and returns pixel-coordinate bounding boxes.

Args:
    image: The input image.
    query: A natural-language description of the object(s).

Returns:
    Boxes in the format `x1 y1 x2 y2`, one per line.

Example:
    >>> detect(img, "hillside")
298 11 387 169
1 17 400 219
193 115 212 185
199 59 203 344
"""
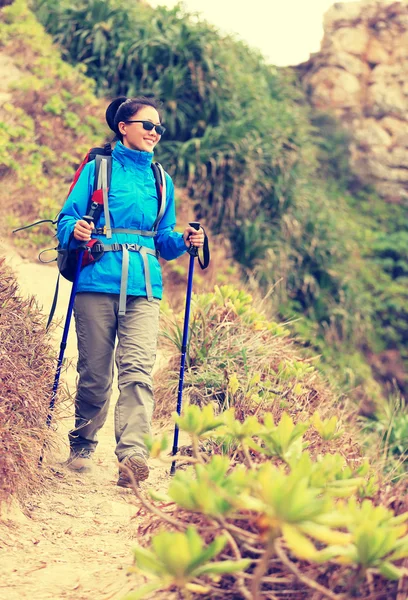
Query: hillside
0 2 408 599
0 0 406 464
9 0 403 413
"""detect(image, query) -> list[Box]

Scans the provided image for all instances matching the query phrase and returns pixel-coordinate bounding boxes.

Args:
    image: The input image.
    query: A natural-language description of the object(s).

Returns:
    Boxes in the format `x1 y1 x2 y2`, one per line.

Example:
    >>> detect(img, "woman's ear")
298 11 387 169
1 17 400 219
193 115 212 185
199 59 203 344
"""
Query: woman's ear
118 121 126 136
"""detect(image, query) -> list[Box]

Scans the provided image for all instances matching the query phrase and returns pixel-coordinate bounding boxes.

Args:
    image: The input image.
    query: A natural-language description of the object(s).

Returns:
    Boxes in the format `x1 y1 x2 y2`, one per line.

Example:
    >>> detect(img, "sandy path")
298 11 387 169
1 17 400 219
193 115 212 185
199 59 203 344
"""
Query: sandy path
0 244 180 600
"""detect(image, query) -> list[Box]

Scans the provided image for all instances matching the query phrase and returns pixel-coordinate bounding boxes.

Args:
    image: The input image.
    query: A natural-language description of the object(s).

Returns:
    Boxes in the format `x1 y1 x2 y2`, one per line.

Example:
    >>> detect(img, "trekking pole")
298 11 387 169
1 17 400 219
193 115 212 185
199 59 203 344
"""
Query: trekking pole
170 222 200 476
39 216 92 465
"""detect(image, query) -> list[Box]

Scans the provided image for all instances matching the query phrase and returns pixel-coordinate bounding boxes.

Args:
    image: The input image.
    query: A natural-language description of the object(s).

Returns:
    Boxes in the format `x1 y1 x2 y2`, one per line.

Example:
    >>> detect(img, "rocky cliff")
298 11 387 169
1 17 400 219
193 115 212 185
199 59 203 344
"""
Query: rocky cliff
298 0 408 202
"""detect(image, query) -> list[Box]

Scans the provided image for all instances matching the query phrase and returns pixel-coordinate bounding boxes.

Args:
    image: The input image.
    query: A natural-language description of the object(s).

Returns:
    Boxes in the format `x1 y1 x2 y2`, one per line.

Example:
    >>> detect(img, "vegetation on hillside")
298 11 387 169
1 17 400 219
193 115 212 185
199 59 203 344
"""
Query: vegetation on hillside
155 284 407 479
30 0 408 410
0 3 407 596
0 0 108 252
0 260 64 500
128 419 407 599
0 0 404 446
125 287 408 599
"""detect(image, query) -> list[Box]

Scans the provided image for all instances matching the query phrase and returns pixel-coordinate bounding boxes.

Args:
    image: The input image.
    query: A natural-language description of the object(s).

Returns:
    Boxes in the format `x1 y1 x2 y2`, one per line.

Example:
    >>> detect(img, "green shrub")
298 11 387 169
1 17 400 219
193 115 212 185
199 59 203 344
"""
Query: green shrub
126 406 407 599
362 394 408 477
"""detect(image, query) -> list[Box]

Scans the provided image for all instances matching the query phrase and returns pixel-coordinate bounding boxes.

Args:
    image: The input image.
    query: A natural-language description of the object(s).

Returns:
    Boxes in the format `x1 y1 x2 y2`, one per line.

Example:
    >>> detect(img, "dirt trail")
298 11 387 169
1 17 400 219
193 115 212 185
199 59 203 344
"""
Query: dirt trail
0 244 177 600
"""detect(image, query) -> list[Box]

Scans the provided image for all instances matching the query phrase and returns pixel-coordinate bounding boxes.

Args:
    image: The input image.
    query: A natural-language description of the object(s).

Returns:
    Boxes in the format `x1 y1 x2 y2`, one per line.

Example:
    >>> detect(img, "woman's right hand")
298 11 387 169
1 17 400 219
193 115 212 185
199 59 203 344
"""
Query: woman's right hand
73 219 93 241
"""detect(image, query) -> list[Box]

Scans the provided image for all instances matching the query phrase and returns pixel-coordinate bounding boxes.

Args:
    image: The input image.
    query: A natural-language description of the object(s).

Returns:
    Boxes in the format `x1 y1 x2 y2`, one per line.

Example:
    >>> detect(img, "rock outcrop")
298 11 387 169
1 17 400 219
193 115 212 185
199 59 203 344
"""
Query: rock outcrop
298 0 408 202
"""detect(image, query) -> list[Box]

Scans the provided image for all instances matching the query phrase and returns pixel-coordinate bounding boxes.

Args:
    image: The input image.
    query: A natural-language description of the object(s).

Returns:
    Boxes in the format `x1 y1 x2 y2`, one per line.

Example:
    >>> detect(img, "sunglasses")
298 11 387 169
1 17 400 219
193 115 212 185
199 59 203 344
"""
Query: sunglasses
125 120 166 136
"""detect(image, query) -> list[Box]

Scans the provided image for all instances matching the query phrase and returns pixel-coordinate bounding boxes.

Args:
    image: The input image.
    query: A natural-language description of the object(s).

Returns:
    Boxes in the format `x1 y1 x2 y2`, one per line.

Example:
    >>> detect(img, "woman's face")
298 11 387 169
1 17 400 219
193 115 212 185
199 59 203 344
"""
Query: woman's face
118 106 162 152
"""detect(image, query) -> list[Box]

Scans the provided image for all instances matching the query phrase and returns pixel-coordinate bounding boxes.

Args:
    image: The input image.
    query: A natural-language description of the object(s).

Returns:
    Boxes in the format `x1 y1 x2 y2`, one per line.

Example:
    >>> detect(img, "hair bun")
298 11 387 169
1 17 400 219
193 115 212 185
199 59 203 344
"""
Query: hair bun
105 96 128 132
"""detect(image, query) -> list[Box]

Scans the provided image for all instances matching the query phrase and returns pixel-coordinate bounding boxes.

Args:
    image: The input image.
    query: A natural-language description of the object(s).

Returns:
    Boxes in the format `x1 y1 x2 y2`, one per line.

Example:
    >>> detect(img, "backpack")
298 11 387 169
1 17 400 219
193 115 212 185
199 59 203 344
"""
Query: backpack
13 142 166 327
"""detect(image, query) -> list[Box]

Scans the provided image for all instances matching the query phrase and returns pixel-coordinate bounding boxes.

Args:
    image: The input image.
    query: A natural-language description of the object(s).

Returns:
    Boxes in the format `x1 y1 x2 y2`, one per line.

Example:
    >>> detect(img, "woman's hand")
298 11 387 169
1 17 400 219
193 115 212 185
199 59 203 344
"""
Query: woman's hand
183 225 205 248
73 219 93 241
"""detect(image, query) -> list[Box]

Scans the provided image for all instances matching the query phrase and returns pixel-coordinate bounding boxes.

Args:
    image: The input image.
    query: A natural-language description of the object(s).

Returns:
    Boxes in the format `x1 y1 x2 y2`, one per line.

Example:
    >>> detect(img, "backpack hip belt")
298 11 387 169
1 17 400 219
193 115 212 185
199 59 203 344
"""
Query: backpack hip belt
96 242 159 314
92 226 157 237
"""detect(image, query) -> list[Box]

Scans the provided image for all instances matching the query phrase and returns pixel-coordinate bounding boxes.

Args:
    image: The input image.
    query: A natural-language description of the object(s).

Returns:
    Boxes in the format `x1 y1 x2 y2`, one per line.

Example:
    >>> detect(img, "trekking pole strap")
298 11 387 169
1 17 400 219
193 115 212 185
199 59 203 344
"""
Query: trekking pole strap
46 272 61 331
39 248 58 264
187 223 210 269
12 219 57 233
198 227 210 269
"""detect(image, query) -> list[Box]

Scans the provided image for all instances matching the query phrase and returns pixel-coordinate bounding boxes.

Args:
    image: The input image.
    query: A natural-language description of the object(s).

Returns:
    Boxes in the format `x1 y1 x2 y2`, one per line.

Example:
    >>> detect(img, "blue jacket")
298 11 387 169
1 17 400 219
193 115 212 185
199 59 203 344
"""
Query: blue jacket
57 142 187 299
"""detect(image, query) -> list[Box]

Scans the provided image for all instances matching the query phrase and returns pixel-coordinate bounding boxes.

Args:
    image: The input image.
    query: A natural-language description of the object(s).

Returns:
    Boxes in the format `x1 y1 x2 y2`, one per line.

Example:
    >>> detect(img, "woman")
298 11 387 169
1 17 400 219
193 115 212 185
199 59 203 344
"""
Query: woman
57 97 204 487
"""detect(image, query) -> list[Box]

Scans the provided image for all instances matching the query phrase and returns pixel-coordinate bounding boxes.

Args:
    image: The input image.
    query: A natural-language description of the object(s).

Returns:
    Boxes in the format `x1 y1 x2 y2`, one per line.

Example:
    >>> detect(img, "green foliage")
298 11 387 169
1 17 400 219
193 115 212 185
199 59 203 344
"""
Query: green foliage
0 0 108 249
311 411 344 441
330 499 408 580
134 407 407 597
362 394 408 474
244 461 353 557
144 433 169 459
372 231 408 279
43 94 67 115
250 412 309 462
219 410 260 443
173 404 225 439
125 527 250 599
309 110 356 189
168 456 248 517
289 452 369 499
346 192 408 360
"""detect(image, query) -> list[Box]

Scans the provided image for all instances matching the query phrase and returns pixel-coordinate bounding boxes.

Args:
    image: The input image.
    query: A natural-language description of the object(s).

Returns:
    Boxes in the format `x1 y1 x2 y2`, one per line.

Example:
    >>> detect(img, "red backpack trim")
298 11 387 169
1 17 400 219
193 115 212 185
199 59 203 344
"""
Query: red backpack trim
67 150 91 197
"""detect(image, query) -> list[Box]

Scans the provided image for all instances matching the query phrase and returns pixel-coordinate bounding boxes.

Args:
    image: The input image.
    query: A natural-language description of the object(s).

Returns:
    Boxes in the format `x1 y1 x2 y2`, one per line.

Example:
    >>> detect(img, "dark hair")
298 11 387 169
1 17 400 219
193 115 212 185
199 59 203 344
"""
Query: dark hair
105 96 162 142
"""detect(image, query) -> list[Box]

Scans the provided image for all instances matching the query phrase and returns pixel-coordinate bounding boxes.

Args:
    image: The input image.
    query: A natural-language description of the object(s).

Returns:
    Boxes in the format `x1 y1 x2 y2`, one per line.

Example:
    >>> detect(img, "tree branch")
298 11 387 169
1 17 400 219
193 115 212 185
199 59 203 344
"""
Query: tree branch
275 540 344 600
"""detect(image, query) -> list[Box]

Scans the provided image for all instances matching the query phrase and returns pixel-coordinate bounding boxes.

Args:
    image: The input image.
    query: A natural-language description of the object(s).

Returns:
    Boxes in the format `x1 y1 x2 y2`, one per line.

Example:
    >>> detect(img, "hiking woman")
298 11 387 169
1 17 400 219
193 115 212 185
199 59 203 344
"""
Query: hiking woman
57 97 204 487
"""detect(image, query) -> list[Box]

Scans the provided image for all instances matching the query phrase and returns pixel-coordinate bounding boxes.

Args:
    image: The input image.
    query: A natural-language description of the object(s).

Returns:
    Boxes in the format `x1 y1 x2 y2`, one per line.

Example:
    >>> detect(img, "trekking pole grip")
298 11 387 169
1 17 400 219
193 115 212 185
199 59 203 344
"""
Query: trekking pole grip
78 215 94 250
187 221 200 257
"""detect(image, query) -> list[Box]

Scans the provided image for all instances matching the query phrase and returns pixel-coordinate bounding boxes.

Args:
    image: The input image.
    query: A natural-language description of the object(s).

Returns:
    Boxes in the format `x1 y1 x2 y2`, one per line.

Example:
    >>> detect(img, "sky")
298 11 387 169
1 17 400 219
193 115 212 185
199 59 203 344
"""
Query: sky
147 0 354 66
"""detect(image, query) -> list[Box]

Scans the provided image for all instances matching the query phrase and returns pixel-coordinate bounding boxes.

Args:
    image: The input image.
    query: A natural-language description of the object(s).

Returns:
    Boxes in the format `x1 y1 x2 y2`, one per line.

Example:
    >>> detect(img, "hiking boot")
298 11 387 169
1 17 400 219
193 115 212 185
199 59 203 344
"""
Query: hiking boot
117 455 149 488
65 448 93 472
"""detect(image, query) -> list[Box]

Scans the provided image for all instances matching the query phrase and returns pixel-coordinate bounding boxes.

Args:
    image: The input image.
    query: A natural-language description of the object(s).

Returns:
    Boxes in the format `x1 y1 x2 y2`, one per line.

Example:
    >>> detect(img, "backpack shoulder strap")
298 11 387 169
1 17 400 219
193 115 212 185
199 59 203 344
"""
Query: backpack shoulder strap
92 154 112 238
85 153 112 231
93 152 112 192
151 162 167 232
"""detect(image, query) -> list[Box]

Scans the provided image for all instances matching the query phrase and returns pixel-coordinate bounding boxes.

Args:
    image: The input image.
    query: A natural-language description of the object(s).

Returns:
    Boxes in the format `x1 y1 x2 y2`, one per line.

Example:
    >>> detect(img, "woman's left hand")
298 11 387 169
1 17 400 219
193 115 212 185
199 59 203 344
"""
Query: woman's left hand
183 225 205 248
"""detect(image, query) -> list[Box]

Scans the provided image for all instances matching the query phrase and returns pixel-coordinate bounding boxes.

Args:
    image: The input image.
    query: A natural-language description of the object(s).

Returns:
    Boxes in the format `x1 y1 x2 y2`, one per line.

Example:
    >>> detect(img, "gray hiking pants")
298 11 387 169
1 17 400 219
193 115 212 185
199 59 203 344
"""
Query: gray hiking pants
69 293 160 461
